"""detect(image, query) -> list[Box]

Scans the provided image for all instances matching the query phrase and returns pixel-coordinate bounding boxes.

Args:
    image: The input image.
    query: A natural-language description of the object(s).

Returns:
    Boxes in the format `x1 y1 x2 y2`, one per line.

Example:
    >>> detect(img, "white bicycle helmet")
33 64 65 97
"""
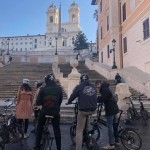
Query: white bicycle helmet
22 79 30 85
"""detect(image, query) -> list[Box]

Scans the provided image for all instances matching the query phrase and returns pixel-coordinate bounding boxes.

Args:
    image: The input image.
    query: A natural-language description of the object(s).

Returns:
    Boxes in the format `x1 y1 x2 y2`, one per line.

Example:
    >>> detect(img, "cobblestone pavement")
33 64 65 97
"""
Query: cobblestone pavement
5 120 150 150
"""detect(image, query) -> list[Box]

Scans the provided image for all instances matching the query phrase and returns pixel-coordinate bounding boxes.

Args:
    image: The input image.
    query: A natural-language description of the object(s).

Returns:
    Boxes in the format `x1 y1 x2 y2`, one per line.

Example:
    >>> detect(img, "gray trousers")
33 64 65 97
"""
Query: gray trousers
76 110 95 150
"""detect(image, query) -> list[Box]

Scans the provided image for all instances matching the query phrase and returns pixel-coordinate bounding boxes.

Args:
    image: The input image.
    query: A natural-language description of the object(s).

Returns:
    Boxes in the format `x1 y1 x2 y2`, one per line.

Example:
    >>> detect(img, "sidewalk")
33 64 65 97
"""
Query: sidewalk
5 120 150 150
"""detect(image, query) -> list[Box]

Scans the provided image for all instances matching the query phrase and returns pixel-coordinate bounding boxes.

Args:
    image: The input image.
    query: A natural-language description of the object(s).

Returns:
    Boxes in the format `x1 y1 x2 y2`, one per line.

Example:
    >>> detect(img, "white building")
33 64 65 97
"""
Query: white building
0 2 81 55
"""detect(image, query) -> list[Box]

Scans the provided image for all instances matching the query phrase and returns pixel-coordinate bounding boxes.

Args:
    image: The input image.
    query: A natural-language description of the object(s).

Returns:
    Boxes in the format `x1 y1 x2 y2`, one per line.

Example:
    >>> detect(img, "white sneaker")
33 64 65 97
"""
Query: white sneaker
24 133 29 139
102 144 115 150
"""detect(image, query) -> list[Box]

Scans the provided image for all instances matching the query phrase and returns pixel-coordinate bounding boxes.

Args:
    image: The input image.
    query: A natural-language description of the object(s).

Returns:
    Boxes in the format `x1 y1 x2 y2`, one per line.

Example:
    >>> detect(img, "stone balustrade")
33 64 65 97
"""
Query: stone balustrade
85 58 150 98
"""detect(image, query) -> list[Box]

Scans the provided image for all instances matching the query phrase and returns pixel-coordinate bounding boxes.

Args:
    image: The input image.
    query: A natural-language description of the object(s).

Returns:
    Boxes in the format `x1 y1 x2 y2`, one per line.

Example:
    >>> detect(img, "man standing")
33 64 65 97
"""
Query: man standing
34 73 62 150
67 74 97 150
95 80 119 150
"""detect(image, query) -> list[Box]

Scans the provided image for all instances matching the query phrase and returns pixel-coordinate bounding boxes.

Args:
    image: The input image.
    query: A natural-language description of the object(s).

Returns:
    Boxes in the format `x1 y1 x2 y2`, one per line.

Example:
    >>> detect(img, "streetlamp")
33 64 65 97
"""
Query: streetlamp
0 42 3 55
90 41 92 52
55 37 58 55
7 38 10 55
110 39 117 69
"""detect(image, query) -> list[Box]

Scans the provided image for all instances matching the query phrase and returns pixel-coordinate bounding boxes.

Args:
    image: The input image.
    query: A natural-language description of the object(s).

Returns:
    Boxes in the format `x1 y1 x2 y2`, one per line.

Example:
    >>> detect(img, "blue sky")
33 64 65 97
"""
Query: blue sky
0 0 97 42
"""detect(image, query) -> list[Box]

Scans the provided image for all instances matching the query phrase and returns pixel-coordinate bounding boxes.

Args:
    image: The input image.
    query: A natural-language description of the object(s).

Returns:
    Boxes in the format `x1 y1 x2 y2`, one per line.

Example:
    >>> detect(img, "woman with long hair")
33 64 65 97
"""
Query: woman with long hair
16 79 33 138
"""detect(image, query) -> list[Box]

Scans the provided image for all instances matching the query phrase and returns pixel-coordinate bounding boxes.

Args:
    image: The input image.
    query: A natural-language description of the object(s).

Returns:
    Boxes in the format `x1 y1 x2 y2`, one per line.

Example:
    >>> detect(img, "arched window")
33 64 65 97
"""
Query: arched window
72 14 76 22
50 16 53 23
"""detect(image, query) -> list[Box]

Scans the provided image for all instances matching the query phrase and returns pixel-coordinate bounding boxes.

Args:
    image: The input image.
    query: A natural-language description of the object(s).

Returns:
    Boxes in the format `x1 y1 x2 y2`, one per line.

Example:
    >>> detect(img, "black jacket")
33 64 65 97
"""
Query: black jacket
68 80 97 111
97 82 119 116
36 81 62 116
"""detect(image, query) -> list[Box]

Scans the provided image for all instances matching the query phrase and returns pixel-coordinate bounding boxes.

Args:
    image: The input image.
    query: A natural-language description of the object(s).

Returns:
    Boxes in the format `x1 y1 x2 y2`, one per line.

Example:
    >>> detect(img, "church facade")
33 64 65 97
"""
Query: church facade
0 2 81 55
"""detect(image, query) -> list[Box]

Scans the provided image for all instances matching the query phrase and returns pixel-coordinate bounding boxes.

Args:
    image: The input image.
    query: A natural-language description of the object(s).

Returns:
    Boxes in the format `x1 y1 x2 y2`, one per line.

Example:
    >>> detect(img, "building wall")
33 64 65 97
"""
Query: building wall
121 0 150 73
93 0 150 73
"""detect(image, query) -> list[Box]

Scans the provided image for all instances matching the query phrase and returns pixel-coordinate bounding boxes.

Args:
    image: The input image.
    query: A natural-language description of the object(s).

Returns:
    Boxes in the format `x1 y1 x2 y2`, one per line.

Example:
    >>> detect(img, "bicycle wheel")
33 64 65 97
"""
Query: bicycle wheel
70 125 76 145
89 126 100 141
85 136 99 150
140 109 149 126
41 135 52 150
121 129 142 150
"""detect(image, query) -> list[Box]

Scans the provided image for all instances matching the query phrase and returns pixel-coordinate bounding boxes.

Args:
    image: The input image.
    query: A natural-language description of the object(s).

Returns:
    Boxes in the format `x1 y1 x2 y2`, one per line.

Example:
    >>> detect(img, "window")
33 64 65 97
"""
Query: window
101 52 103 63
130 0 136 12
100 27 103 39
122 3 126 22
100 0 102 13
107 45 110 58
123 37 127 53
107 15 109 31
72 37 75 44
34 44 37 48
34 39 37 43
143 18 149 40
72 14 76 22
50 16 53 23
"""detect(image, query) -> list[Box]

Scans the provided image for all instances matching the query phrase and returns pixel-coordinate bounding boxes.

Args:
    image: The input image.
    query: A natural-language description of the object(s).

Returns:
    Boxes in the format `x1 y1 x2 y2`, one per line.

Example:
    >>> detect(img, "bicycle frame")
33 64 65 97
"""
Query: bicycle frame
41 115 54 150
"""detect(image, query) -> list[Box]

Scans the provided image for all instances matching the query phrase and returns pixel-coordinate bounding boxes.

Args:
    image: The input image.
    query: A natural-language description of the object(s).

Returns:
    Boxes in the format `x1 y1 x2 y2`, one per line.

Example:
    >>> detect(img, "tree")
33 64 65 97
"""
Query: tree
93 9 98 22
74 31 88 50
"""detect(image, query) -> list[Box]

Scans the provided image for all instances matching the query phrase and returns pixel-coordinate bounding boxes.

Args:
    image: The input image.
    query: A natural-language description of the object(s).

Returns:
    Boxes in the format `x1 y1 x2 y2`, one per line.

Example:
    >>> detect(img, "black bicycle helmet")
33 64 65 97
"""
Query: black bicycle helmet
45 73 54 83
35 80 43 88
80 74 89 82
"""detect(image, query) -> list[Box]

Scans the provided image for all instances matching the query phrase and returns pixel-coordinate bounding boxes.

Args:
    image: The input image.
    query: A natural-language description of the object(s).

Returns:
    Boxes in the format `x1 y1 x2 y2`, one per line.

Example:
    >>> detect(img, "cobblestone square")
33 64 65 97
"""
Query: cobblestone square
5 120 150 150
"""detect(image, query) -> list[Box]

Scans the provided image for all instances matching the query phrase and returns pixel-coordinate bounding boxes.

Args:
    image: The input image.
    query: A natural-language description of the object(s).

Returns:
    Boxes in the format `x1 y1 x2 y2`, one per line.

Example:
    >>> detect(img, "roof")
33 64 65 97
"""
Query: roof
91 0 96 5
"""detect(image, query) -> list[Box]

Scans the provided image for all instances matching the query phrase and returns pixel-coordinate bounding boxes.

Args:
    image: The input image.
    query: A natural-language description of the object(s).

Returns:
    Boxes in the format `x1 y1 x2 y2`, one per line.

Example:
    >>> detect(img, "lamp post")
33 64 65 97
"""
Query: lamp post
55 37 58 55
90 41 92 52
0 42 3 55
110 39 117 69
7 38 10 55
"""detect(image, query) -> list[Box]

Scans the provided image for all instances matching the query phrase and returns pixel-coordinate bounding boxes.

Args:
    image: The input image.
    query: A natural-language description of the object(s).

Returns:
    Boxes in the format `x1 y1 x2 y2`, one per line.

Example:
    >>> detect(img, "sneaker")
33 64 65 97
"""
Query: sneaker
102 144 115 150
24 133 29 139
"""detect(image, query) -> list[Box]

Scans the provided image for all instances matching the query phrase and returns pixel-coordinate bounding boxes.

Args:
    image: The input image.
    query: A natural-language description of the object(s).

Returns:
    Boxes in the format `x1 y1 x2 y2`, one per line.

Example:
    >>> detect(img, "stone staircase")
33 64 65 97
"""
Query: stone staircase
0 62 150 123
58 61 150 123
0 62 67 100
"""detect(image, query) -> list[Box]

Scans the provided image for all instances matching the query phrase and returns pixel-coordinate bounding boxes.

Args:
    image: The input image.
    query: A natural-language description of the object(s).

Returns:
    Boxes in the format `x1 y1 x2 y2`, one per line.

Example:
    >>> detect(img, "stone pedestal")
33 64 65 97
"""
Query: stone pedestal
68 59 81 98
52 55 59 69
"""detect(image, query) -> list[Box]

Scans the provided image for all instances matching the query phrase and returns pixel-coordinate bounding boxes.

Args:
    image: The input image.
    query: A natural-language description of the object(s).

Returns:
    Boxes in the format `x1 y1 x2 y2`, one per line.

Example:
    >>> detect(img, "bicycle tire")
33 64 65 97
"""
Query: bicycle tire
70 125 76 145
88 126 100 141
85 136 99 150
121 129 142 150
41 136 51 150
140 109 149 126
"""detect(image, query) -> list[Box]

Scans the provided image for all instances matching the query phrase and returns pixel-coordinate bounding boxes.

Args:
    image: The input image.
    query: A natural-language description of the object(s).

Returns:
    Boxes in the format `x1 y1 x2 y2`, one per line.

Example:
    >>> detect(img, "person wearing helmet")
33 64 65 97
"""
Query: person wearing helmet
67 74 97 150
34 73 62 150
31 80 43 133
16 79 33 138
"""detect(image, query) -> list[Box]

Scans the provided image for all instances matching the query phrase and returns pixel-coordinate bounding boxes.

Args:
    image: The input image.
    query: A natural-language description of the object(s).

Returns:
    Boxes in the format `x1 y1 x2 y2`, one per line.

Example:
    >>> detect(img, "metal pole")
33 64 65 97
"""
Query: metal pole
55 37 58 55
7 38 10 55
112 45 117 69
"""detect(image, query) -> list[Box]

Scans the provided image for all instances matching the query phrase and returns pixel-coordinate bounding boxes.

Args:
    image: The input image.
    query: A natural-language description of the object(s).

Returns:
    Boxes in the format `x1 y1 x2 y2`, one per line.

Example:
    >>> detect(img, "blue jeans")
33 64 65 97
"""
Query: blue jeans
106 115 118 145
